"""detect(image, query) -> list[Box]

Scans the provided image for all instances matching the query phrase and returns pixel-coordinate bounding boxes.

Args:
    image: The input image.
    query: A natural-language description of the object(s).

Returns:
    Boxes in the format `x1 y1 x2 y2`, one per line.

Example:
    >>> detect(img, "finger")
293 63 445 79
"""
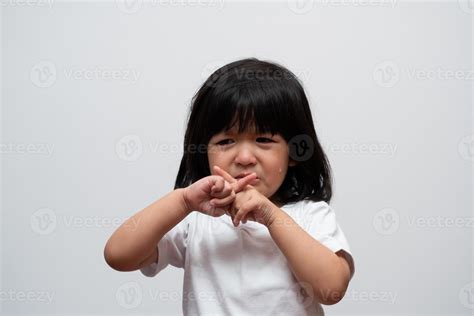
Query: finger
234 175 256 193
214 165 257 192
211 177 224 194
213 165 256 193
233 206 249 227
215 180 235 199
213 166 236 184
210 191 236 207
211 179 232 199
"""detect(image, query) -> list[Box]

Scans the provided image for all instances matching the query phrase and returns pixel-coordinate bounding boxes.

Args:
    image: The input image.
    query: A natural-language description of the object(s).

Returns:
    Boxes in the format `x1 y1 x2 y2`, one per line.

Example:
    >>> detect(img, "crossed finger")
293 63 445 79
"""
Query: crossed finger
213 165 255 193
212 165 256 220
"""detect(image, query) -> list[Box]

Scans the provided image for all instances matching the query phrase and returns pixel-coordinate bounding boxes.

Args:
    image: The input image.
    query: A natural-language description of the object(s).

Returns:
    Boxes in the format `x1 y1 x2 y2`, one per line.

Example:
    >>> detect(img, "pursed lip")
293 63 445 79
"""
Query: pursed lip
234 172 258 179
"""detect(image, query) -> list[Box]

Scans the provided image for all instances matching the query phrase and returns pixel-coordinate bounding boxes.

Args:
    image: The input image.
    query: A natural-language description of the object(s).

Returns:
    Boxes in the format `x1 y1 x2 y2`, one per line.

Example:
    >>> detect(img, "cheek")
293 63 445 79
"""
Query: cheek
207 157 218 174
207 150 228 170
267 161 287 179
277 165 288 178
208 151 222 163
207 146 217 160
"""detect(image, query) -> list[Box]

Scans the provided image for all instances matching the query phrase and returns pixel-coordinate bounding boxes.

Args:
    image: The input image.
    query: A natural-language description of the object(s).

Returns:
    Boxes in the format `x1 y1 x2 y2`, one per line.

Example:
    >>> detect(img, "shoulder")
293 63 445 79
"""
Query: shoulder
282 198 331 216
282 199 337 229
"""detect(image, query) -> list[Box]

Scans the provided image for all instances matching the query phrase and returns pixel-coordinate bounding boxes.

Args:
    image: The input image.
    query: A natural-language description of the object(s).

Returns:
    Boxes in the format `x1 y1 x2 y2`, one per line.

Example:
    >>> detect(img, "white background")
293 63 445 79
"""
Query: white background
1 0 472 315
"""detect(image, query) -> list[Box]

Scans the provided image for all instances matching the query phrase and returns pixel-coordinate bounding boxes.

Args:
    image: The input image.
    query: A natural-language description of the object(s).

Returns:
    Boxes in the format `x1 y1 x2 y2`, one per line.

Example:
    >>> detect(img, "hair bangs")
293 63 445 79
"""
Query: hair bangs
208 80 291 138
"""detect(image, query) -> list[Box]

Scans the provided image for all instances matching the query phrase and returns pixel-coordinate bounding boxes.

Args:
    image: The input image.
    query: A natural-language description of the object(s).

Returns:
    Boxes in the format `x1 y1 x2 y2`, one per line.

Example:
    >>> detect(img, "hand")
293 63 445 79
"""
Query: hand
213 167 279 228
182 168 257 217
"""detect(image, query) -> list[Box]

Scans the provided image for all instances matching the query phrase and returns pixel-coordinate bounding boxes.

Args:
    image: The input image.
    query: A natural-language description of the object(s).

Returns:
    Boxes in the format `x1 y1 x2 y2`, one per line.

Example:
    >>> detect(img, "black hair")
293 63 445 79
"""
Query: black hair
174 57 333 205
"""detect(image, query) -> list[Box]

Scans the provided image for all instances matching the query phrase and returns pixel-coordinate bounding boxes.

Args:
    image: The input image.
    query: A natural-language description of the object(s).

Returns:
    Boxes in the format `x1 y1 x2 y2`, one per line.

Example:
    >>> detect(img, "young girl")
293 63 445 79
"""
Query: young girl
104 58 355 315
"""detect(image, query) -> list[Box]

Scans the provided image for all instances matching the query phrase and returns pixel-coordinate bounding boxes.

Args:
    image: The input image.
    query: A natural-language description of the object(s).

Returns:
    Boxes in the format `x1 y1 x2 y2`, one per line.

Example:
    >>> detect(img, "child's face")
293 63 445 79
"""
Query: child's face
207 124 296 204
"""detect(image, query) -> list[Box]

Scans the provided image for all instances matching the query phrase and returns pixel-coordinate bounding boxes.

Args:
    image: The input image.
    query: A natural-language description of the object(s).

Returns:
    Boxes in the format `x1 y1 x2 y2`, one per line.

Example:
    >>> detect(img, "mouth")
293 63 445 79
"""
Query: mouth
235 174 260 183
235 172 259 180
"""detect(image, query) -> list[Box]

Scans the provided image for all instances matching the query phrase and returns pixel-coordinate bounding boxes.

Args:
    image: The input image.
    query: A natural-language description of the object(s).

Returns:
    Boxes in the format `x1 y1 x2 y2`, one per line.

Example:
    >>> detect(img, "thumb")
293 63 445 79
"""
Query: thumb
208 175 224 192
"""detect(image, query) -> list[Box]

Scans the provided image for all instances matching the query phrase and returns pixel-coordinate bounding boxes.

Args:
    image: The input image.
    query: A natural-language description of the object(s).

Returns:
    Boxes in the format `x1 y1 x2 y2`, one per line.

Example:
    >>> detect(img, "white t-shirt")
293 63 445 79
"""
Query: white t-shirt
140 199 355 316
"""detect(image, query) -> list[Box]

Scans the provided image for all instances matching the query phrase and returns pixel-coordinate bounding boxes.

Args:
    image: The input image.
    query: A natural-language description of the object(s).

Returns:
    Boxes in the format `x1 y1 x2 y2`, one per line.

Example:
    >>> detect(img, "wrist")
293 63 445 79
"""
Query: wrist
265 204 283 229
177 188 193 215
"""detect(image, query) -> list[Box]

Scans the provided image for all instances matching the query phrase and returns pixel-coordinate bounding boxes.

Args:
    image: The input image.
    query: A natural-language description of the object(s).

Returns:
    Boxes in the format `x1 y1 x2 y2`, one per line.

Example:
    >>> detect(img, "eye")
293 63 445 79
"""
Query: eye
257 137 274 143
216 139 234 145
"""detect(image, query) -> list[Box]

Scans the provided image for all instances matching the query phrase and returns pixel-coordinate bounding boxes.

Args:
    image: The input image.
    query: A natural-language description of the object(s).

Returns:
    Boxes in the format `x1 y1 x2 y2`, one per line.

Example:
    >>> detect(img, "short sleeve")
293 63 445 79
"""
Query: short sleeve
140 212 193 277
300 200 355 279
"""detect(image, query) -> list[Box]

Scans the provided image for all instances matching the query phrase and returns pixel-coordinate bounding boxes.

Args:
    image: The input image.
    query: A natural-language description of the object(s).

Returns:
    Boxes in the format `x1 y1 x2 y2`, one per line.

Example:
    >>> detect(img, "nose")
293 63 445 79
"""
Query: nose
234 144 257 166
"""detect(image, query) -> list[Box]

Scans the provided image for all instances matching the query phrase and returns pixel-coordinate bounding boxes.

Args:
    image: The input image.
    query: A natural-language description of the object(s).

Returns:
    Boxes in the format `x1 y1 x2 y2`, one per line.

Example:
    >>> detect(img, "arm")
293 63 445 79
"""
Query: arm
103 188 191 272
267 206 351 305
104 171 257 272
210 166 352 304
